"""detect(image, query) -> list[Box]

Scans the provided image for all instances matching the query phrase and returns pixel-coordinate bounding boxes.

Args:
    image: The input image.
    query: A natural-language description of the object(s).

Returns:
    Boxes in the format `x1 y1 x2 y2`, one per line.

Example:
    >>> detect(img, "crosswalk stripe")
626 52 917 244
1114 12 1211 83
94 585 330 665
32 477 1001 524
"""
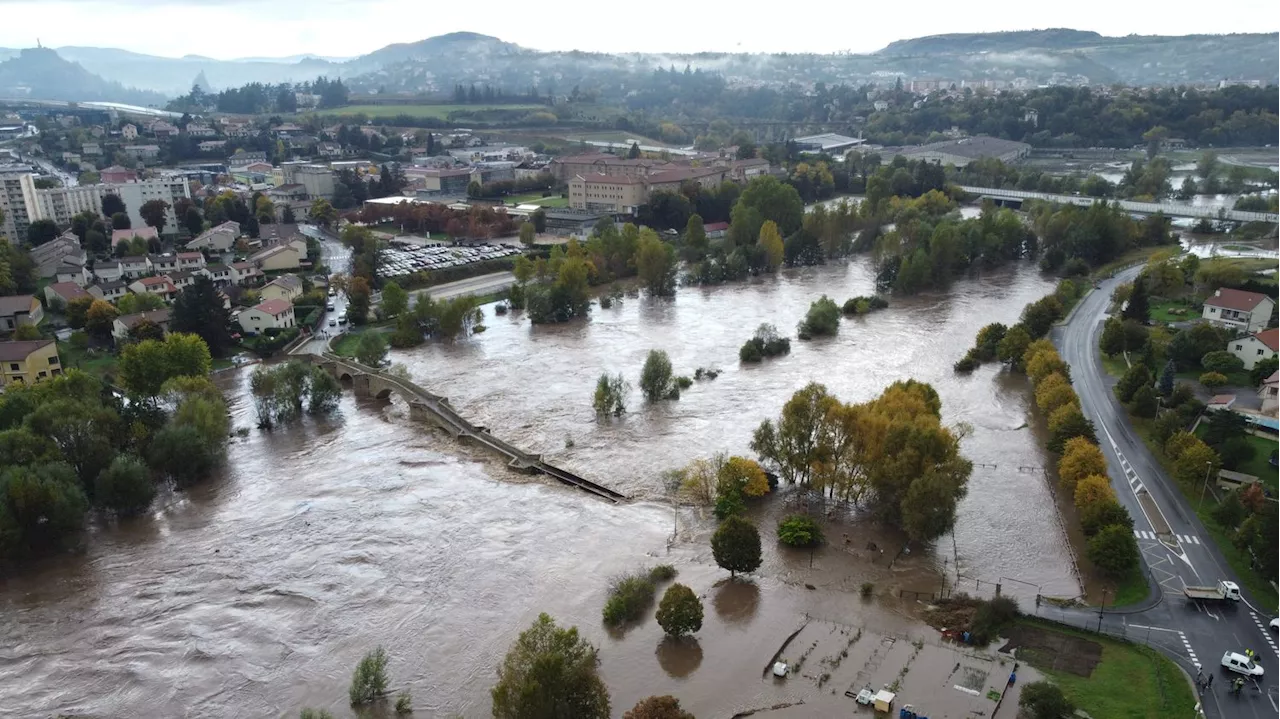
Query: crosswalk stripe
1191 536 1200 544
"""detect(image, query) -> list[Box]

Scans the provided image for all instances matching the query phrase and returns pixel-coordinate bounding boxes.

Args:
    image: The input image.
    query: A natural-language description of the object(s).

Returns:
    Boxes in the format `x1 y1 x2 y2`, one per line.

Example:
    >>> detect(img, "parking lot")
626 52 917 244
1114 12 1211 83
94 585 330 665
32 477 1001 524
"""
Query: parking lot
380 242 521 278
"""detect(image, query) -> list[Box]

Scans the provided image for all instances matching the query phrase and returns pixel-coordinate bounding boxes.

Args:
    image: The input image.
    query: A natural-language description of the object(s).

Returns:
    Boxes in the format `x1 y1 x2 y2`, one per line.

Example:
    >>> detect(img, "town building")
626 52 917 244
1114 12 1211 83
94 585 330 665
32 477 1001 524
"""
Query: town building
250 242 303 271
199 263 233 286
187 220 240 252
238 299 295 334
123 145 162 162
0 339 61 386
128 276 179 301
44 281 91 308
100 165 137 184
55 263 92 286
792 133 866 154
121 123 137 140
113 226 159 247
260 275 304 303
18 175 190 231
1202 288 1276 333
230 261 263 286
89 280 128 302
0 294 43 332
1228 328 1278 370
901 137 1032 168
119 256 149 279
0 166 32 241
1261 371 1279 416
92 259 124 282
112 309 172 342
29 233 86 278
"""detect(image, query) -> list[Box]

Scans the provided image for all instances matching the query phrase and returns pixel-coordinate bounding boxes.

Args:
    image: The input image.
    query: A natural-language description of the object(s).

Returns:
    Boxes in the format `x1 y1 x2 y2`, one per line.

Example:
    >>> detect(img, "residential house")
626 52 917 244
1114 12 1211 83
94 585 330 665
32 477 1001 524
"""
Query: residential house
100 165 137 184
113 226 159 247
148 120 179 139
317 142 344 158
0 340 61 386
81 143 102 156
55 263 92 286
0 295 43 332
44 282 91 308
237 299 295 334
260 274 303 303
147 253 180 275
185 123 216 137
62 152 81 164
119 256 149 279
92 259 124 283
198 263 233 286
250 242 303 271
230 261 263 286
166 270 197 290
704 222 729 239
177 251 207 270
121 123 138 140
123 145 162 161
89 280 128 302
187 221 240 252
1202 288 1276 333
1228 328 1279 370
1261 371 1278 416
30 234 86 278
197 140 227 152
227 150 268 166
112 309 172 342
128 276 179 301
267 184 307 202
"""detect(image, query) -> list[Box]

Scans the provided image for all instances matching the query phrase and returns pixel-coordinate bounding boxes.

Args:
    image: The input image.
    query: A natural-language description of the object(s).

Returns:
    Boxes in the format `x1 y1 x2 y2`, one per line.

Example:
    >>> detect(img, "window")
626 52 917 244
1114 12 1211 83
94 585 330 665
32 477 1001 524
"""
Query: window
8 363 17 371
48 356 58 365
1260 350 1265 356
1236 344 1244 350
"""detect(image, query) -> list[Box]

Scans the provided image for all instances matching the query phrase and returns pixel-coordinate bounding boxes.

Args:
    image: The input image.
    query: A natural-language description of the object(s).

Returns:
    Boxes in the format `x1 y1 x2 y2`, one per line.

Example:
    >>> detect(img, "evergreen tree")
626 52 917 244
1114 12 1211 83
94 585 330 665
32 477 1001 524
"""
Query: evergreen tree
1158 360 1176 396
1122 276 1149 323
171 276 233 357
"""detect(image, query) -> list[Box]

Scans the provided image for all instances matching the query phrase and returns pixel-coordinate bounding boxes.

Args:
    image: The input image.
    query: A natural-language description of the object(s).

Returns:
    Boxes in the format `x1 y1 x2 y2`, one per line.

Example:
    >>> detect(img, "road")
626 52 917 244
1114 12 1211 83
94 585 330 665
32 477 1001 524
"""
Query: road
408 271 516 303
1050 267 1278 717
293 224 350 355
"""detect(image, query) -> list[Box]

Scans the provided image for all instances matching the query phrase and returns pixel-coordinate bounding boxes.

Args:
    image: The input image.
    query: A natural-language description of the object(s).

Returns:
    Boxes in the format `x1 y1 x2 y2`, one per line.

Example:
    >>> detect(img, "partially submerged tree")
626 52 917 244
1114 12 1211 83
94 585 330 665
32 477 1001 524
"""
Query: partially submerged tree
491 613 610 719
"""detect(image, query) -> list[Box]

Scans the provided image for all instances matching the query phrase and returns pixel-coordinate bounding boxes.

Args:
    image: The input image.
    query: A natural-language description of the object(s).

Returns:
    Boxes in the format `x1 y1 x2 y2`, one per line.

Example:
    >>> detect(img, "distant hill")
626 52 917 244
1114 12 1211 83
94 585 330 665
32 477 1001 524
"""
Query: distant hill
348 32 521 72
878 29 1108 55
53 46 336 97
0 48 165 105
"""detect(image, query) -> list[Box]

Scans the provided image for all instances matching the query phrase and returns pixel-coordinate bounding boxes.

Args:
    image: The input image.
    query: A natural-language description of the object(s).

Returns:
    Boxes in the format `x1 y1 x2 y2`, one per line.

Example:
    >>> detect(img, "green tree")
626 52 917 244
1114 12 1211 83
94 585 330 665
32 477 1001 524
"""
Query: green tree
348 647 390 706
627 142 641 159
1080 500 1134 537
635 229 678 297
24 398 120 490
309 198 337 227
1158 359 1176 396
798 296 840 339
118 333 212 397
94 454 155 516
118 291 167 315
13 324 41 340
1121 275 1149 322
171 276 233 356
184 206 205 236
1047 403 1096 453
148 424 219 486
1086 523 1140 577
519 222 536 246
65 296 93 330
1130 385 1158 418
26 218 58 246
346 276 372 324
711 515 762 578
639 349 676 401
655 583 703 637
380 281 408 318
1199 371 1227 390
750 382 829 487
1196 151 1219 180
127 318 165 343
139 199 170 234
491 613 611 719
736 175 804 235
623 696 695 719
1099 317 1124 357
777 514 823 547
997 325 1032 366
111 212 131 230
1114 364 1152 402
355 331 387 367
592 372 629 418
1200 350 1244 375
0 462 88 560
101 193 126 218
1019 681 1076 719
683 213 708 261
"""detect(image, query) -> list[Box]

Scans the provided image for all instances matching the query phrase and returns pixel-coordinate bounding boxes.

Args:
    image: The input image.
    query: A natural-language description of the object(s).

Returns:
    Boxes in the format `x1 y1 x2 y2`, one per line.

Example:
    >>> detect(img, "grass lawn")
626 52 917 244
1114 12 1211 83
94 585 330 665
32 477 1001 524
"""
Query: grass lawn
57 341 117 381
330 331 363 358
1106 568 1151 607
1015 619 1195 719
315 104 543 120
1148 298 1198 324
1175 368 1252 389
1100 353 1129 379
1193 424 1278 493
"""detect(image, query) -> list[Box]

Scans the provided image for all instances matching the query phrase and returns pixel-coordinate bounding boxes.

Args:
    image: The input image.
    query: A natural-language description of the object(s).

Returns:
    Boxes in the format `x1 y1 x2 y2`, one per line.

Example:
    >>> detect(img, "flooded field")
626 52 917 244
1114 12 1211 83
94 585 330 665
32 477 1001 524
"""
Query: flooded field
0 258 1083 718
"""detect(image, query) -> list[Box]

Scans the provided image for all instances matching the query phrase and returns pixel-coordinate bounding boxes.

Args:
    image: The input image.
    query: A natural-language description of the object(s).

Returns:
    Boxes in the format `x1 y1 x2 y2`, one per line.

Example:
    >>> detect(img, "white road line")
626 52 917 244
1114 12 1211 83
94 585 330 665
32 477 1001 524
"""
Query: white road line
1191 536 1200 545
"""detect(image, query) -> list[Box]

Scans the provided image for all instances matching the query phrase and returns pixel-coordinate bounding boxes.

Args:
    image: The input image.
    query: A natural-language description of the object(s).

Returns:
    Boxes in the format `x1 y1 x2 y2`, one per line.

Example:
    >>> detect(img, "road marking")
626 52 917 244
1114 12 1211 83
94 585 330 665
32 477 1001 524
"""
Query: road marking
1099 420 1196 574
1179 630 1199 665
1248 611 1279 656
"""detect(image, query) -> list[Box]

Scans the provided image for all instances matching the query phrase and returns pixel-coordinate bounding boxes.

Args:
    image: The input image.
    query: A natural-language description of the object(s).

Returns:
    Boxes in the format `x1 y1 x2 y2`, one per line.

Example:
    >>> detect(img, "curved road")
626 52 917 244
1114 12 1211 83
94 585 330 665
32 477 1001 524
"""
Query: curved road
1044 267 1278 717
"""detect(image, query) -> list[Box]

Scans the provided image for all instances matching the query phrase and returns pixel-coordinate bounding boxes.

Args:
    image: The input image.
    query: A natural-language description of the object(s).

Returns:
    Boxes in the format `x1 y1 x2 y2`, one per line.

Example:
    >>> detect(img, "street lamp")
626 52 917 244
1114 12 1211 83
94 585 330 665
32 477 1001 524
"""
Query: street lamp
1199 460 1213 505
1097 589 1110 633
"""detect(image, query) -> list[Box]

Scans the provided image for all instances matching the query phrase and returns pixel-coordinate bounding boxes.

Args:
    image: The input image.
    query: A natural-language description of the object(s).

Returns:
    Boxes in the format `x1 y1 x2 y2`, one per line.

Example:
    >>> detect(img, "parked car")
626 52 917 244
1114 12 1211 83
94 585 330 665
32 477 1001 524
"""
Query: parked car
328 320 336 327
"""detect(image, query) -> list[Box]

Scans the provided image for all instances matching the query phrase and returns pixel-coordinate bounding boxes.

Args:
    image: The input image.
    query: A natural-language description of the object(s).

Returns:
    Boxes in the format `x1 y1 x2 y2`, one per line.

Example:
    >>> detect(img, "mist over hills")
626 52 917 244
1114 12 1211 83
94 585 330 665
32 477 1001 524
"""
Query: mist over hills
0 29 1274 104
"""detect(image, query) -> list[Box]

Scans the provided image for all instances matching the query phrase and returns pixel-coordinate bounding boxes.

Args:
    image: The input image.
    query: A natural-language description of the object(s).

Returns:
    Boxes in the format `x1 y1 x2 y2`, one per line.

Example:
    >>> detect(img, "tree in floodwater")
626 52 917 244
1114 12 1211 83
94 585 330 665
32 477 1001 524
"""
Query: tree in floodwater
491 613 611 719
655 583 703 637
592 372 629 418
711 515 762 578
249 361 342 428
640 349 678 401
348 646 390 706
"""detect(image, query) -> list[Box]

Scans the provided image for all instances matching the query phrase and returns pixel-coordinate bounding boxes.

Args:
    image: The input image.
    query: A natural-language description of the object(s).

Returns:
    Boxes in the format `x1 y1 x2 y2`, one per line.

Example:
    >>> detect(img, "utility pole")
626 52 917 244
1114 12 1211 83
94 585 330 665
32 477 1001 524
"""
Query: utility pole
1097 589 1109 633
1199 461 1213 504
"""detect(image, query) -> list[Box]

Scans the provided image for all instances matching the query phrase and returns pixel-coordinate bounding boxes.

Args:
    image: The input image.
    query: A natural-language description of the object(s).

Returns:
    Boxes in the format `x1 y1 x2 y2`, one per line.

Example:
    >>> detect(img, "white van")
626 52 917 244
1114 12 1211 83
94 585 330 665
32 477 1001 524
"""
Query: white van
1222 651 1264 677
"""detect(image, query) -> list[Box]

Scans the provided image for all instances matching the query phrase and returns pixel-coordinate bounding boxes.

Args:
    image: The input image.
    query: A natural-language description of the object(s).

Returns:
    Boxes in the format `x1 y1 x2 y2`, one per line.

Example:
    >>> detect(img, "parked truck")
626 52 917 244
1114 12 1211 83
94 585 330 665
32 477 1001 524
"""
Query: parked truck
1184 580 1242 604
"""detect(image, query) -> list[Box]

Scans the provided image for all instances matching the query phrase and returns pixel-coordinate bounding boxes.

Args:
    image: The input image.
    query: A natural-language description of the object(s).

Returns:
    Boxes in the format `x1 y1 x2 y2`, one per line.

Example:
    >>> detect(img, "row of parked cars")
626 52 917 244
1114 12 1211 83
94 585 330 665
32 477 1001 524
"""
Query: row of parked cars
381 243 522 277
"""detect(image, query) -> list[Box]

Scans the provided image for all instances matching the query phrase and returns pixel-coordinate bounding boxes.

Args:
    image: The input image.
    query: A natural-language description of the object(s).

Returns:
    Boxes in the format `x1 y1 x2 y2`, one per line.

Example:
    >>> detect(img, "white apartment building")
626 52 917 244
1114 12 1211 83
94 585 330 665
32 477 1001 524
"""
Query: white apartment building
19 174 191 234
0 167 32 242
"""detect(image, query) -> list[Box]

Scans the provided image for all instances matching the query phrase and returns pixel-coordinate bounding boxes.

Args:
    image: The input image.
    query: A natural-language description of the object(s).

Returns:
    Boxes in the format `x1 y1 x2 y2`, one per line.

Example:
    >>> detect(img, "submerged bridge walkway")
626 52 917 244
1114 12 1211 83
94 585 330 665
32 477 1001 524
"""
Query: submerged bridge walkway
957 185 1279 223
311 353 627 503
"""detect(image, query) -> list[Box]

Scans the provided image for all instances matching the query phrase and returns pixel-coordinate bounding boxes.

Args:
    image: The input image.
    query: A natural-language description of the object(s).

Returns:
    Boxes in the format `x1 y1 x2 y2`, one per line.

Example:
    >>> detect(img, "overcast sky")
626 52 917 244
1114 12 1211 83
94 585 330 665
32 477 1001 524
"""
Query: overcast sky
2 0 1276 59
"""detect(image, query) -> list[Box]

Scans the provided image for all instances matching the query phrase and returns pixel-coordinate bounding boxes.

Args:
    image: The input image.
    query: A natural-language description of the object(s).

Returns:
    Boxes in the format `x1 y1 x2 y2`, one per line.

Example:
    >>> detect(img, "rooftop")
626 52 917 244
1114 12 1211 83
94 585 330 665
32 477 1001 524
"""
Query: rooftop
255 299 292 316
0 339 54 361
1206 287 1272 313
118 308 172 329
48 282 90 301
1253 328 1279 352
0 294 34 315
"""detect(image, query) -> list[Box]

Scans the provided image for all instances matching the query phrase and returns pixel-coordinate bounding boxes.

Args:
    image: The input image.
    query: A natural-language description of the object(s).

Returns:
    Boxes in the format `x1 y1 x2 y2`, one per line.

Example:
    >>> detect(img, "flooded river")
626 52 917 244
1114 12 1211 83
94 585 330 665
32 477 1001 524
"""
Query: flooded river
0 259 1077 718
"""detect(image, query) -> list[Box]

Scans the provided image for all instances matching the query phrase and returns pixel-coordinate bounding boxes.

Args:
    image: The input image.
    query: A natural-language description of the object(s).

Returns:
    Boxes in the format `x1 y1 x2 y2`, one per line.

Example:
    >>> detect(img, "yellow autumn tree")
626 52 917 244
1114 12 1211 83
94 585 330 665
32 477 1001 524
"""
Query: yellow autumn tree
719 456 770 498
1034 372 1078 415
1025 344 1070 385
758 220 784 272
1058 437 1107 490
1074 474 1117 511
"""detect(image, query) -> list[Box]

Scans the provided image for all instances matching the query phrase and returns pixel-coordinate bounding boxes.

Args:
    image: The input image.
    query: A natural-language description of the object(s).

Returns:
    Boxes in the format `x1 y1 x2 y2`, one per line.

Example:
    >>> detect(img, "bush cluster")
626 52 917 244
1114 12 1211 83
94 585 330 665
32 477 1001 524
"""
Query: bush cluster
601 565 680 626
739 323 792 362
842 295 889 316
777 514 823 547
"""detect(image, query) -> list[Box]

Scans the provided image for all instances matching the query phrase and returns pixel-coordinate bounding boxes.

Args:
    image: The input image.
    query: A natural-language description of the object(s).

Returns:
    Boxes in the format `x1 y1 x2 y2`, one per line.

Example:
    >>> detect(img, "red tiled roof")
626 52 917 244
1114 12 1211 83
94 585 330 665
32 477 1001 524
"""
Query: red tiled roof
704 222 730 232
1205 288 1271 313
1253 328 1279 352
255 299 292 316
112 227 158 243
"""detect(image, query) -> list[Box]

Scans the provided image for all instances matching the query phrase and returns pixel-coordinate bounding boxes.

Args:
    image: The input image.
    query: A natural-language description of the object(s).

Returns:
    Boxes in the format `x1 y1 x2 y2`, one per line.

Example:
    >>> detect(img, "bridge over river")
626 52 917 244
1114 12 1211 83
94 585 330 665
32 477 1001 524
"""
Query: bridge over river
958 185 1279 223
309 353 627 503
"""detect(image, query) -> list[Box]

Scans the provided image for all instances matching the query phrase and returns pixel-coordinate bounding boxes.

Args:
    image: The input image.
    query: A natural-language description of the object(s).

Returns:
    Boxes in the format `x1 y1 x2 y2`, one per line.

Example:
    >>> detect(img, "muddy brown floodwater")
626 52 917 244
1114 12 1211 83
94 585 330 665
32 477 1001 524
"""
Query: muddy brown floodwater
0 259 1078 718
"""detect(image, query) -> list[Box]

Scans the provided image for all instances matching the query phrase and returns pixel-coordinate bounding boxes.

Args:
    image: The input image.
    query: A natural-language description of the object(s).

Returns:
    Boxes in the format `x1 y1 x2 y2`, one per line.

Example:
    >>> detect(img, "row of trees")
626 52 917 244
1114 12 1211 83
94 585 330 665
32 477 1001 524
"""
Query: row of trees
750 380 972 542
954 278 1084 373
168 76 349 114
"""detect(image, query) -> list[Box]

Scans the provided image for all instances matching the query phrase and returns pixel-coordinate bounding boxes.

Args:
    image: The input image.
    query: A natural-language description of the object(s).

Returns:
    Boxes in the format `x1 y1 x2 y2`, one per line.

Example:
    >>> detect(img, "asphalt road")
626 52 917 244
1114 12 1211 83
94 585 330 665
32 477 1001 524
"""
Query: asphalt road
1050 267 1278 717
409 271 516 303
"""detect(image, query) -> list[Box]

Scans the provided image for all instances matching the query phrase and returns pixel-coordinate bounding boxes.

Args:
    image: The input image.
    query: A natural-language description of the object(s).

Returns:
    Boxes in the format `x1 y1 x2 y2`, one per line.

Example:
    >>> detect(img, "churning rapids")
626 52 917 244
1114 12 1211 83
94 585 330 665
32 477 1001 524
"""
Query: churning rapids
0 258 1079 718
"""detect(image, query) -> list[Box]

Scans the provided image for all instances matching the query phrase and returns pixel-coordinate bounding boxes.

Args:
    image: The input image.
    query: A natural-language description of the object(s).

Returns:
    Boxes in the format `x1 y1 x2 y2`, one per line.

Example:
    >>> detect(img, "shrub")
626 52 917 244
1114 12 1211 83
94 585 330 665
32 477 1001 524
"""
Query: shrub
348 647 390 705
1019 680 1076 719
655 583 703 637
649 564 678 581
953 352 978 373
797 295 840 338
592 372 629 418
299 710 335 719
624 696 696 719
860 582 875 598
1058 437 1106 490
640 349 677 401
674 375 693 390
602 571 657 625
1129 385 1159 418
1201 350 1245 375
94 454 156 516
1114 364 1152 403
740 323 791 362
970 595 1019 645
969 322 1008 363
777 514 823 547
1199 371 1227 390
711 515 762 578
394 690 412 715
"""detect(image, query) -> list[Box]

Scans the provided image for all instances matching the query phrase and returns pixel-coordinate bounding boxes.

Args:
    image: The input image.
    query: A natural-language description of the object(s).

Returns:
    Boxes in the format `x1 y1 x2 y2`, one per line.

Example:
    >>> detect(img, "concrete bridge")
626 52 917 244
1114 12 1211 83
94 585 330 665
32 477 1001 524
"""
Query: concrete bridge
309 353 627 503
957 185 1279 223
